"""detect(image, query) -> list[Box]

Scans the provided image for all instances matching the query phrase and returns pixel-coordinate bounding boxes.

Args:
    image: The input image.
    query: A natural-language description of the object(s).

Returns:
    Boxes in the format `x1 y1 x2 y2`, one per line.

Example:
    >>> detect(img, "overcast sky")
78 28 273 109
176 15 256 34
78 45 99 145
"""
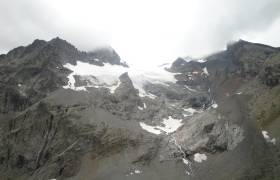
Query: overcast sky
0 0 280 67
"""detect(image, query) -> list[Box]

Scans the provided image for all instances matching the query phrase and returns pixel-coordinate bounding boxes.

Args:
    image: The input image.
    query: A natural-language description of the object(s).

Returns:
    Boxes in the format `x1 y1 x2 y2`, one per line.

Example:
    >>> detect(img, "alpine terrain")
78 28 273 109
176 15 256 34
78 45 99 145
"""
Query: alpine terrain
0 37 280 180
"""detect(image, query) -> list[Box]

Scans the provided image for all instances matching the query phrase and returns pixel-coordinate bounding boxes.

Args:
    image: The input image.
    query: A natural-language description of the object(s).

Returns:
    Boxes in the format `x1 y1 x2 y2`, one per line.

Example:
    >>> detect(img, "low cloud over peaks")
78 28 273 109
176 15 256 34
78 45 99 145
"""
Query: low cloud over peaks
0 0 280 67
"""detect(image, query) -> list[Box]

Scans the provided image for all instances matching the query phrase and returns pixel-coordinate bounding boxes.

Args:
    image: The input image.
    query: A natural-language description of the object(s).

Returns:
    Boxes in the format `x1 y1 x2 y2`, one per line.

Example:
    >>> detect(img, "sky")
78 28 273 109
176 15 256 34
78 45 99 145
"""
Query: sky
0 0 280 67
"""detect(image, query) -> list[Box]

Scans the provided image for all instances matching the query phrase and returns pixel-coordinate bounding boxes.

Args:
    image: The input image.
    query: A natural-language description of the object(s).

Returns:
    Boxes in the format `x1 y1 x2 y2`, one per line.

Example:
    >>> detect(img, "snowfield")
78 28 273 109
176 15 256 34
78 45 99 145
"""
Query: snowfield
139 116 183 135
63 61 178 98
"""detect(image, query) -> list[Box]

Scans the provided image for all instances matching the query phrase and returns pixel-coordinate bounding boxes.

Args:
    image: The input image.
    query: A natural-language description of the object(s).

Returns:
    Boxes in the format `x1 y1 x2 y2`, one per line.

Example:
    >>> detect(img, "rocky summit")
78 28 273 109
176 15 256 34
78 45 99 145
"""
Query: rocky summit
0 38 280 180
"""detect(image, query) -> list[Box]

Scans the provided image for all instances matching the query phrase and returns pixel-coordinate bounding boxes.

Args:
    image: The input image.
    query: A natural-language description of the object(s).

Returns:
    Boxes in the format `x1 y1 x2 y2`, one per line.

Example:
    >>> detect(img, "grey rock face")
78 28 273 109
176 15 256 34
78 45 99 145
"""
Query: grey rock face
170 58 203 73
87 47 125 66
115 72 139 100
174 111 244 155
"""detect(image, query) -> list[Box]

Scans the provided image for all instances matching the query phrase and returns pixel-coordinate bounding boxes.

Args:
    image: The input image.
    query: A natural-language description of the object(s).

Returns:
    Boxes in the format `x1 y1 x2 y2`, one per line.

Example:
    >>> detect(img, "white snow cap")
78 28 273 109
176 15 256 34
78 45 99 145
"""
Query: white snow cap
63 61 178 98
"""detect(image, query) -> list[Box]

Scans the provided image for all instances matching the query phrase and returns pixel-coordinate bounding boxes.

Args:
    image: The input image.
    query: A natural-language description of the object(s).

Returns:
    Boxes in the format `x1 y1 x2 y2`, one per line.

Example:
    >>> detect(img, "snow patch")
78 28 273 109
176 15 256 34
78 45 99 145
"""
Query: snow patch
140 116 183 135
182 158 192 175
187 75 194 81
134 169 141 174
63 61 177 98
126 169 142 176
193 153 207 163
138 106 144 111
211 103 218 109
182 158 189 165
183 56 193 62
138 103 147 110
183 108 201 117
236 92 242 95
185 85 196 92
262 131 276 145
107 81 121 93
139 122 162 135
202 67 209 76
157 116 183 134
197 59 206 63
182 58 206 63
141 93 157 99
143 103 147 109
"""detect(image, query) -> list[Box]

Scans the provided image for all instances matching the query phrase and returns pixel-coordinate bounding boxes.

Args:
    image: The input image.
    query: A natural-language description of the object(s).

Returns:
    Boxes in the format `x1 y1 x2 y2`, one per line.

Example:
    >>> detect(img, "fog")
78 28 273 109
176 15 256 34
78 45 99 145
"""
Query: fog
0 0 280 67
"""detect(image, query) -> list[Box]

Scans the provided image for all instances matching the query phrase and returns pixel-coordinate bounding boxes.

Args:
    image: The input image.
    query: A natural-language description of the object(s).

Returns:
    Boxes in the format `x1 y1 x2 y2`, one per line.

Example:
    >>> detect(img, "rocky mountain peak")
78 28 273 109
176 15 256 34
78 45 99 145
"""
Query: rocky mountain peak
87 46 122 66
2 40 46 60
35 37 82 65
5 46 25 59
30 39 47 48
170 57 203 73
119 72 132 83
47 37 79 54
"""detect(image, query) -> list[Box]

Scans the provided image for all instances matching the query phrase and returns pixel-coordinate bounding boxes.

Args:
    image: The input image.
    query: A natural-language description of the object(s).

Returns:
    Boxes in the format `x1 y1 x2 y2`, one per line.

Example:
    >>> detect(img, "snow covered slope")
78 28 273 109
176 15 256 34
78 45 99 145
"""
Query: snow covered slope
63 61 178 98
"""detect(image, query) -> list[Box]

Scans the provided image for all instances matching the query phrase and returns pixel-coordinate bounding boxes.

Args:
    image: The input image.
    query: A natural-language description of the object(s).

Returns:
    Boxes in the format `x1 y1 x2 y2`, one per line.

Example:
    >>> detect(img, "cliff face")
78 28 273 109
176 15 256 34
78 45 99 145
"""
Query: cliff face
204 40 280 129
0 38 279 180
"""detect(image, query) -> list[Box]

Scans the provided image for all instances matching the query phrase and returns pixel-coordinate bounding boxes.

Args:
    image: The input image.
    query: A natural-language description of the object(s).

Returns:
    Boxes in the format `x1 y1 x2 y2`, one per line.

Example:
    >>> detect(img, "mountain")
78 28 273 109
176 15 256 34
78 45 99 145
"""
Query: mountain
0 38 279 180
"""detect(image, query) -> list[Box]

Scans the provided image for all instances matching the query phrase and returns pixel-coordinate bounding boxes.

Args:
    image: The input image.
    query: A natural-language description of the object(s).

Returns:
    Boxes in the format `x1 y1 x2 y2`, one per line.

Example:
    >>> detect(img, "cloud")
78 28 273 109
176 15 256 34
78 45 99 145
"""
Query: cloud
181 0 280 57
0 0 280 67
0 0 111 53
0 1 56 51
